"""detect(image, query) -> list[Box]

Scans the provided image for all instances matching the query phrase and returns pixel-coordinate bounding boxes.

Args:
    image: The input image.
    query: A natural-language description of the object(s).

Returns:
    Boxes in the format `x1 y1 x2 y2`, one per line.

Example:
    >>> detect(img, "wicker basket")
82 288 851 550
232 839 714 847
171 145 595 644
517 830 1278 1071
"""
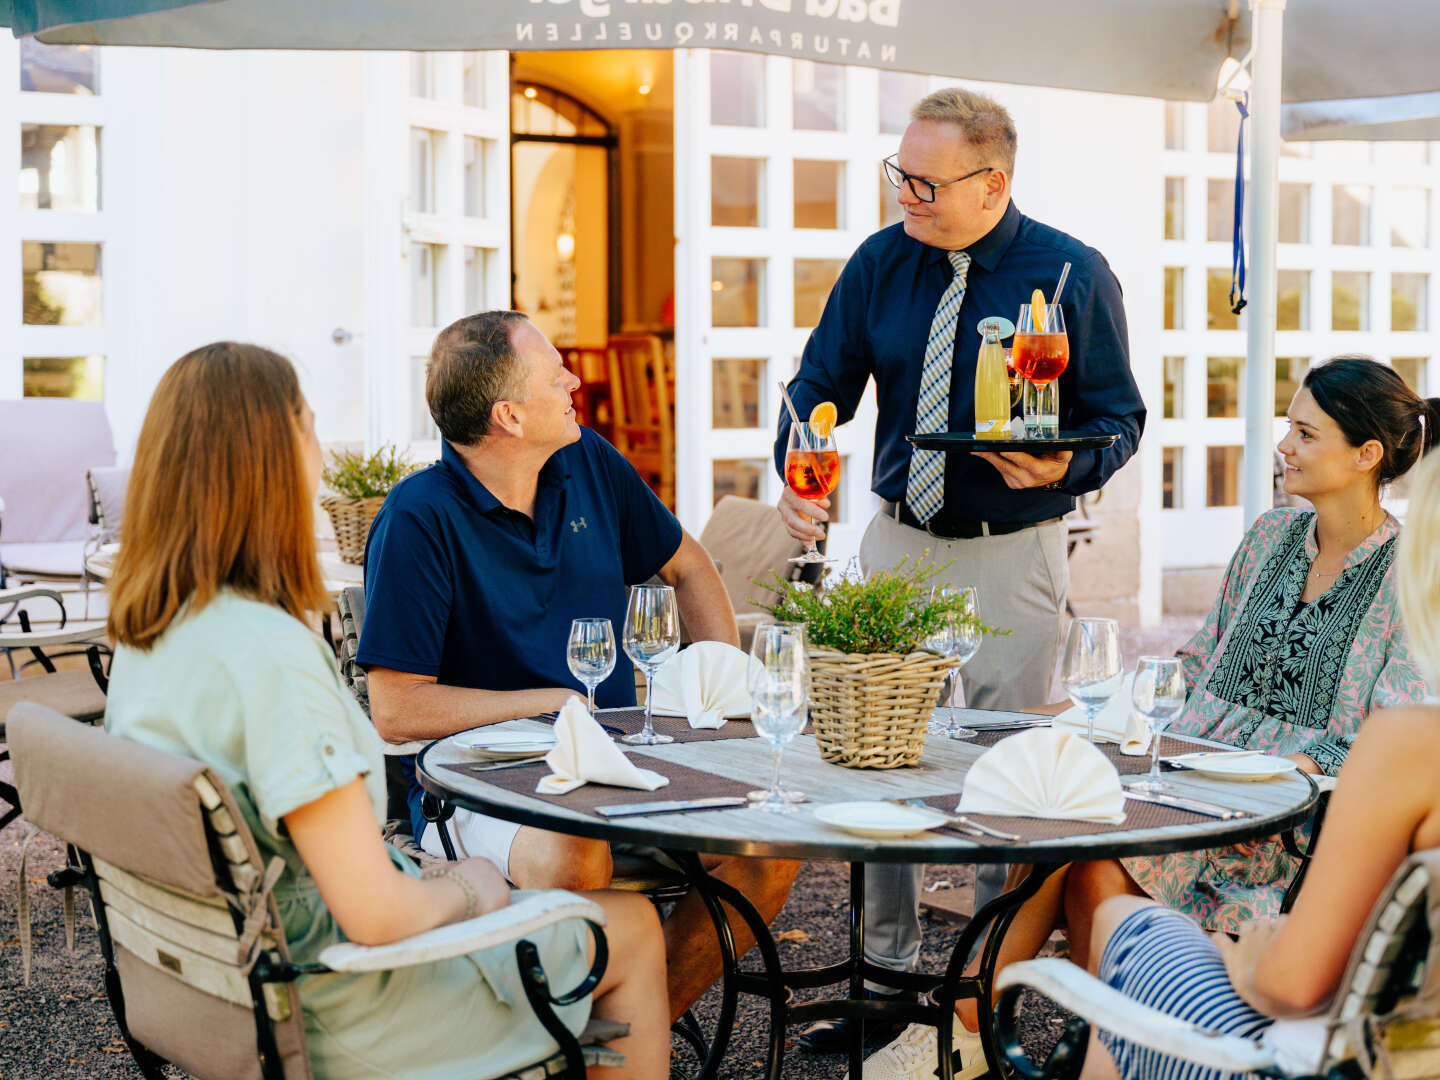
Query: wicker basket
807 647 952 768
320 495 387 565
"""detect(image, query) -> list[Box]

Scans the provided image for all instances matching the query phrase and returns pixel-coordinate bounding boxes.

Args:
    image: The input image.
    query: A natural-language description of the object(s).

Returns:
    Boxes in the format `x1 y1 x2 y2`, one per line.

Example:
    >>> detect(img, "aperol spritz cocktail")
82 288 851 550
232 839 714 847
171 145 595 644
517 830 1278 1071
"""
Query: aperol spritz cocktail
785 421 840 565
1013 301 1069 436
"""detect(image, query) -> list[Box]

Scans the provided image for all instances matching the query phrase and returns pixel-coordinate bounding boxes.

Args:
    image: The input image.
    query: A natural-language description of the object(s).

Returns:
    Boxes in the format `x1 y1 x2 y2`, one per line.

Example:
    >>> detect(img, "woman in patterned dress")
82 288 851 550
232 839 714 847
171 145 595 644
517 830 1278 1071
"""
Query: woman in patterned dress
954 357 1439 1038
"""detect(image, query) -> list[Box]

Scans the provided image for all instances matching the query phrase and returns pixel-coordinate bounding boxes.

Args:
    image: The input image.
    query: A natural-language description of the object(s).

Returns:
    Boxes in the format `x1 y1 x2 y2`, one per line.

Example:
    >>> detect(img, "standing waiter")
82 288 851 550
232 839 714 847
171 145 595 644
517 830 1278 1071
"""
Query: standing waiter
774 87 1144 1072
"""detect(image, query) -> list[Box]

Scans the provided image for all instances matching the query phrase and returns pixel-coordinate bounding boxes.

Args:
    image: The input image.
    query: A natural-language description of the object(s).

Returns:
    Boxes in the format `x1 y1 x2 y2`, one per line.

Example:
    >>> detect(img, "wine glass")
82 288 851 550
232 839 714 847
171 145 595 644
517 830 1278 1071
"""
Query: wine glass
926 586 982 739
746 622 810 811
567 617 616 716
785 422 841 565
621 584 680 745
1013 302 1069 436
1061 617 1123 743
1128 656 1187 793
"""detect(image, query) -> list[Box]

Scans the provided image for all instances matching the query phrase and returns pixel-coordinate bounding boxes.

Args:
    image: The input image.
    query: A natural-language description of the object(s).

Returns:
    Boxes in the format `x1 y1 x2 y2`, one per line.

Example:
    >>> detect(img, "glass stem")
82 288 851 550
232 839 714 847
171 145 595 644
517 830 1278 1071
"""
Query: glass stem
946 666 961 736
1086 705 1098 742
642 670 655 737
770 742 784 799
1148 724 1162 783
586 682 596 716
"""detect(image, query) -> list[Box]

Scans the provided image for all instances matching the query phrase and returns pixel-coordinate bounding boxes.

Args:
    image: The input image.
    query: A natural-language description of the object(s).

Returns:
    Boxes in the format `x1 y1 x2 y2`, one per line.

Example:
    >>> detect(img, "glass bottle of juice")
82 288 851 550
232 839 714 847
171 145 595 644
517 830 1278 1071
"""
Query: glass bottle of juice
974 319 1010 437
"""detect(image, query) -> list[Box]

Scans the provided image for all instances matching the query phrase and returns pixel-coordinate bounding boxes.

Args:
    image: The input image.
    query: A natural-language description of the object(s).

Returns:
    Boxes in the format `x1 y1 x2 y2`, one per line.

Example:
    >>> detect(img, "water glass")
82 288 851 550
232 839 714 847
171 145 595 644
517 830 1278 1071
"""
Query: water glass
926 586 982 739
746 622 809 812
567 618 616 716
621 584 680 745
1061 617 1123 742
1128 656 1187 793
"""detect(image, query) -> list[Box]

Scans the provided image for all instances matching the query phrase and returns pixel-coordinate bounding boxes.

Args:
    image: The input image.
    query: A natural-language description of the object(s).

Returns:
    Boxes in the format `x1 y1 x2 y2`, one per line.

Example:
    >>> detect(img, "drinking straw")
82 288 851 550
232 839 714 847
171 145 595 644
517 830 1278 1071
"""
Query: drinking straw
1050 261 1072 308
777 380 809 448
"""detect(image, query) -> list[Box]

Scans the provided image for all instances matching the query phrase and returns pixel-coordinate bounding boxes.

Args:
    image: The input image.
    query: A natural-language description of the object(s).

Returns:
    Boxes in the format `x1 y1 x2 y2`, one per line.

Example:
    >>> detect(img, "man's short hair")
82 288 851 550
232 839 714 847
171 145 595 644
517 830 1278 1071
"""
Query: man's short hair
426 310 531 446
910 87 1017 177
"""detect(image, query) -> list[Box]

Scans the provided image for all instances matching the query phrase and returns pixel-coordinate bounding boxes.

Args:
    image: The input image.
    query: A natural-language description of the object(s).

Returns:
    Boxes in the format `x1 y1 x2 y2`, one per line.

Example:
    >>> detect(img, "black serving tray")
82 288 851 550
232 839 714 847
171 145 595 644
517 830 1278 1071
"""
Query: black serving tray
907 431 1119 453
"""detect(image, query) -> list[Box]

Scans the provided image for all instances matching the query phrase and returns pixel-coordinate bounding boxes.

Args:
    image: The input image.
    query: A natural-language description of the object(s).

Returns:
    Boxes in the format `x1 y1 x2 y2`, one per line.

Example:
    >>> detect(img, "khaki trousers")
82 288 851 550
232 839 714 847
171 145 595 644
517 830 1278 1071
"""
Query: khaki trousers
856 509 1069 981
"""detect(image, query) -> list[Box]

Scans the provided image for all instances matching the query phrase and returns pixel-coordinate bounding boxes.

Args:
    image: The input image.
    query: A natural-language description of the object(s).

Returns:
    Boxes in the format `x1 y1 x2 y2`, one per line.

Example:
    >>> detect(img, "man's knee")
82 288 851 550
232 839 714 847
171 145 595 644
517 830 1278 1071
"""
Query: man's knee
1088 895 1155 973
515 832 613 891
1068 859 1134 909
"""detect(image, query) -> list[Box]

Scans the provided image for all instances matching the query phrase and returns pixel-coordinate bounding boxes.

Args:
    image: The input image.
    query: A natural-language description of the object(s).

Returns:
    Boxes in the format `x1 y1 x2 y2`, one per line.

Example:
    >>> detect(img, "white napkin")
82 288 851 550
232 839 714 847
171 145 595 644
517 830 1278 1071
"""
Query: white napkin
537 697 670 795
648 641 755 729
958 728 1126 823
1053 672 1151 755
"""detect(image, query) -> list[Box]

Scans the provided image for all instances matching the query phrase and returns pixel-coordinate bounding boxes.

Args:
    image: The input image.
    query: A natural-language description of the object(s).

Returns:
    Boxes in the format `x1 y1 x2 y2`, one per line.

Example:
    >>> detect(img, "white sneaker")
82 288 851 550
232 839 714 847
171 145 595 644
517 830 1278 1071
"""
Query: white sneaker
845 1018 987 1080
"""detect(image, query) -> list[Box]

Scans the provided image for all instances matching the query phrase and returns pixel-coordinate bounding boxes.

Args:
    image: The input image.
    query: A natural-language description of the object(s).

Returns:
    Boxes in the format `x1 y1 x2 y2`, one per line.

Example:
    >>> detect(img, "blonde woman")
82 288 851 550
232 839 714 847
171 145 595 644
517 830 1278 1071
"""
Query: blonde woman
103 343 669 1080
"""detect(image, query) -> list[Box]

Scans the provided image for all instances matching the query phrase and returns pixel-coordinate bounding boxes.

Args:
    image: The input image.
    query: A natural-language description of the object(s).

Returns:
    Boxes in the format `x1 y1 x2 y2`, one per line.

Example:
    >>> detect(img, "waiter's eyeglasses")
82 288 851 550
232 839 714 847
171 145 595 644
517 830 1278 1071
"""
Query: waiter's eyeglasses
882 154 993 203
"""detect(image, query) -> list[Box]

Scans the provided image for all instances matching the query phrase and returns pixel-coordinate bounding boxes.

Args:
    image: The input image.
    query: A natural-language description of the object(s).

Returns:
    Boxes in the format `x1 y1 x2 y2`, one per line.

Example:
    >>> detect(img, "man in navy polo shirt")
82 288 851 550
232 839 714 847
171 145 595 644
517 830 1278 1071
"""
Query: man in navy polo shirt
358 310 798 1021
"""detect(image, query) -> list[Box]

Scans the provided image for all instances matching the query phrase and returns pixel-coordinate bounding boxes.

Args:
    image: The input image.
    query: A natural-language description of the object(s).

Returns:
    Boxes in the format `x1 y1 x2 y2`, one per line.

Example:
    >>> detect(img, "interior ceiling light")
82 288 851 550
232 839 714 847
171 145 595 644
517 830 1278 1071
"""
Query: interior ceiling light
637 84 652 95
523 86 538 99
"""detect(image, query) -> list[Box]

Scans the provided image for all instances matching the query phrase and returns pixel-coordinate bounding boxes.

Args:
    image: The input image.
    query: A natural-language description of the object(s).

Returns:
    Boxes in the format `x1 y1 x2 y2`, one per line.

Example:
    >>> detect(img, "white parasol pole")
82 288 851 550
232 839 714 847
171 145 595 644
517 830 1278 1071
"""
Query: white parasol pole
1242 0 1287 527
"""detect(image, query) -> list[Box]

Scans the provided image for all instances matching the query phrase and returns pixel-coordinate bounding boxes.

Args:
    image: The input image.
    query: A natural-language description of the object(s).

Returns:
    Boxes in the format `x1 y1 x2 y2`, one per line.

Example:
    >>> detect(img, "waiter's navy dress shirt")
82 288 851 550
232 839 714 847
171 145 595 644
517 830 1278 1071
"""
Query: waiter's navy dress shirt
774 201 1145 525
357 429 683 837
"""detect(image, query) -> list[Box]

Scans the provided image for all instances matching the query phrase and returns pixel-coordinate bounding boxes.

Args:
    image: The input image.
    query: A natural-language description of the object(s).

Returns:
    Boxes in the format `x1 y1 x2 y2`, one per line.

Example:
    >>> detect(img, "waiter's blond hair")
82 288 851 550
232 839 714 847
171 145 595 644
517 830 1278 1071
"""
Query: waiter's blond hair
911 88 1017 176
1398 449 1440 690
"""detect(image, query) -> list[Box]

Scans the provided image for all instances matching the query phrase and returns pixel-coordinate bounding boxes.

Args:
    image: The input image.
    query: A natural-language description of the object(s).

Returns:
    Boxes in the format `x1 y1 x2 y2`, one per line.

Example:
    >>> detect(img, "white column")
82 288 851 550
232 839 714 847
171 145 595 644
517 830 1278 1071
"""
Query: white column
1241 0 1287 526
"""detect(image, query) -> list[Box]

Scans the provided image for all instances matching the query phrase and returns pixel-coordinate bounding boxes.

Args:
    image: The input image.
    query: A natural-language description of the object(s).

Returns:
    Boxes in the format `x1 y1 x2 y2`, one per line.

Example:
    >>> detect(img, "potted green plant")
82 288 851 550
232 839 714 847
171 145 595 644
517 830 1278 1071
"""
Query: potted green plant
759 557 1004 768
319 445 421 564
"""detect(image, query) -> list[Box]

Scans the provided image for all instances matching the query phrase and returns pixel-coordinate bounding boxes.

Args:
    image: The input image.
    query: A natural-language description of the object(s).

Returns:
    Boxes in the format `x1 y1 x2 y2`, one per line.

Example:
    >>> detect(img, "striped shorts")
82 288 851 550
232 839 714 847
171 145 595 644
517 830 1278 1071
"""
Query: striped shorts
1097 906 1275 1080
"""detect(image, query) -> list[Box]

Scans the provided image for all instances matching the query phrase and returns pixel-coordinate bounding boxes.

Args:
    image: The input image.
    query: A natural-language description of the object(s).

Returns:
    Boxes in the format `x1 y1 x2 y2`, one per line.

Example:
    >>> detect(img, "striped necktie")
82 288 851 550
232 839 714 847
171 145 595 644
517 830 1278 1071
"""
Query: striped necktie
905 250 971 524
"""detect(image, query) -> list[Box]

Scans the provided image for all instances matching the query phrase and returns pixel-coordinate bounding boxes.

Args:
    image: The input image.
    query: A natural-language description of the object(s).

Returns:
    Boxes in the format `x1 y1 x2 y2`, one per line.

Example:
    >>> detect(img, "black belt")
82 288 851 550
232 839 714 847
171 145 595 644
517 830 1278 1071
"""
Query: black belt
880 500 1059 541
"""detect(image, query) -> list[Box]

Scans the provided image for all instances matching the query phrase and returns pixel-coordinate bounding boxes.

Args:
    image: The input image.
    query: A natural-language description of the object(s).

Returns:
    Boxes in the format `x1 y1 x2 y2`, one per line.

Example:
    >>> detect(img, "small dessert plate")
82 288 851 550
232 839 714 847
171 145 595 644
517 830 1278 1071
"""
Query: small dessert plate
1187 755 1298 782
453 731 556 758
812 801 950 838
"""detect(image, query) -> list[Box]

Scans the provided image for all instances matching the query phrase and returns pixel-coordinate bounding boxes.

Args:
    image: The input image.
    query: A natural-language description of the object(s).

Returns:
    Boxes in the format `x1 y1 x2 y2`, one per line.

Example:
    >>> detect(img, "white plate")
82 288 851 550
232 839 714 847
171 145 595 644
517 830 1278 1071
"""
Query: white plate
812 801 950 838
1188 754 1297 782
453 731 556 758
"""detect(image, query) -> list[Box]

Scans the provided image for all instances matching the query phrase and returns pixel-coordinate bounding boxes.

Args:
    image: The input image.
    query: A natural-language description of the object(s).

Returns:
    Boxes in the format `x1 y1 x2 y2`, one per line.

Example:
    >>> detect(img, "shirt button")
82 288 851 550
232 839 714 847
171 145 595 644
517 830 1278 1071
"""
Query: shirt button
324 744 335 756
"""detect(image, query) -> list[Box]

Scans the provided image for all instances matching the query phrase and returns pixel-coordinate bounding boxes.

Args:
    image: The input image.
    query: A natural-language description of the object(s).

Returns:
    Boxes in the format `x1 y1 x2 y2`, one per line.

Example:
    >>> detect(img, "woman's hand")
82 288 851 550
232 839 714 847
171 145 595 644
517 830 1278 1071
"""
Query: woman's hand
1228 835 1277 858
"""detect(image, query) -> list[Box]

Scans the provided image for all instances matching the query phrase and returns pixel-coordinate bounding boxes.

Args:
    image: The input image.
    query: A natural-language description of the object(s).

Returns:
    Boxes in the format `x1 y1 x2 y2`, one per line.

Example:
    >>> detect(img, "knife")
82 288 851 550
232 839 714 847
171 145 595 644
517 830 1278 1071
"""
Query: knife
597 796 749 818
1124 789 1252 820
462 757 549 773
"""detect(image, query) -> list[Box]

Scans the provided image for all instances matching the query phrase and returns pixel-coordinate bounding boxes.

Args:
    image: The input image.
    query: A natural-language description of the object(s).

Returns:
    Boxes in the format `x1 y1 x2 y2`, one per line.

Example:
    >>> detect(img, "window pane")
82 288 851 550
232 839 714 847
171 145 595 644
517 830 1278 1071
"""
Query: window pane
411 128 438 214
1164 102 1185 150
1280 139 1312 158
711 156 762 228
1276 270 1310 331
1206 178 1235 242
712 257 765 327
1164 177 1184 240
464 247 490 313
711 52 764 127
464 136 488 218
1163 356 1184 419
794 159 843 229
879 71 928 135
1275 356 1310 416
792 60 843 131
1392 357 1428 395
20 40 96 94
1207 97 1241 153
1373 141 1428 164
1392 273 1428 332
412 357 438 441
879 161 904 228
1332 184 1372 245
409 242 441 327
794 258 843 328
1162 446 1183 509
23 356 103 399
22 241 101 325
712 359 764 428
20 124 100 211
1332 271 1370 331
713 458 767 506
462 52 487 108
1390 188 1430 248
1278 183 1309 243
1207 268 1239 330
1163 266 1184 330
409 53 435 98
1206 445 1243 507
1207 356 1242 418
1318 142 1370 163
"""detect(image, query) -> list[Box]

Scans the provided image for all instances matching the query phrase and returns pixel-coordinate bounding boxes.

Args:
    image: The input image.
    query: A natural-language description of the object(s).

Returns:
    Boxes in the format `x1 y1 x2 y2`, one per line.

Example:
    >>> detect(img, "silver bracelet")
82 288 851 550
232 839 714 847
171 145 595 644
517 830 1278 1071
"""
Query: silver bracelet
424 867 482 920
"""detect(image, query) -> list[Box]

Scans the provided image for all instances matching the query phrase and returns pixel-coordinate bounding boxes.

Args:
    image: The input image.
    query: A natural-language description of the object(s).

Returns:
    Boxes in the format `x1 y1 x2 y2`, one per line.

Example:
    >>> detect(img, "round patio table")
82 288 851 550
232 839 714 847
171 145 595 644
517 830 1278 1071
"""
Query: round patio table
417 715 1318 1080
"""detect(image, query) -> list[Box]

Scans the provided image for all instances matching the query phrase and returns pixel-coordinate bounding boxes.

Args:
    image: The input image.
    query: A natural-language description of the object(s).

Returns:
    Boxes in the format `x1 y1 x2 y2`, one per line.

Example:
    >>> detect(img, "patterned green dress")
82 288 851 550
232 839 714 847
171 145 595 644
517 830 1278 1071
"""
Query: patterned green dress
1120 508 1429 932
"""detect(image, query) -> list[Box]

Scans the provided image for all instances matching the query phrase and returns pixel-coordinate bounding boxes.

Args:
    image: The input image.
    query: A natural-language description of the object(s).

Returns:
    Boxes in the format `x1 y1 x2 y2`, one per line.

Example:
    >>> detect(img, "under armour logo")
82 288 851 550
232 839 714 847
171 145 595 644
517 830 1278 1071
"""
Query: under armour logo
569 517 588 533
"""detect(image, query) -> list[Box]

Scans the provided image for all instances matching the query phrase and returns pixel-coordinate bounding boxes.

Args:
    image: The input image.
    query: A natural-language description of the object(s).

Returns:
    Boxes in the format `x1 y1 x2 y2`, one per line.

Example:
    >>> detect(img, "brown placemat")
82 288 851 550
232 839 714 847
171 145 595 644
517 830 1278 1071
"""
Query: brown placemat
962 730 1197 775
537 708 760 743
438 752 756 816
917 792 1217 846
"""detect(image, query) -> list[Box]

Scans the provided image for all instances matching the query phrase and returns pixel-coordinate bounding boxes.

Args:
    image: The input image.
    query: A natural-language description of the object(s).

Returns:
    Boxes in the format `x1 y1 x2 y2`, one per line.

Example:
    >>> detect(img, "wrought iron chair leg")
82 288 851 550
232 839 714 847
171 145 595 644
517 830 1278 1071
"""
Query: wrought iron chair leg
994 983 1089 1080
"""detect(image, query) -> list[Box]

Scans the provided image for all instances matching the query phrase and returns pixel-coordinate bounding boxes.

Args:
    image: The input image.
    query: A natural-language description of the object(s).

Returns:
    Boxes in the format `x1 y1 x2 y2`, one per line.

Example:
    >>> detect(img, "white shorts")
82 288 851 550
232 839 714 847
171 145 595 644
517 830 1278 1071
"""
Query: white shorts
420 808 523 881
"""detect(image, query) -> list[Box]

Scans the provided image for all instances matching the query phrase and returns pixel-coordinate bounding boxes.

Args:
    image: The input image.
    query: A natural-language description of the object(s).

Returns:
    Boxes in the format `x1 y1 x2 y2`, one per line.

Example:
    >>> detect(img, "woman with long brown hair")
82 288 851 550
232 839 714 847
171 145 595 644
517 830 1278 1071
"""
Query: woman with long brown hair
104 342 669 1080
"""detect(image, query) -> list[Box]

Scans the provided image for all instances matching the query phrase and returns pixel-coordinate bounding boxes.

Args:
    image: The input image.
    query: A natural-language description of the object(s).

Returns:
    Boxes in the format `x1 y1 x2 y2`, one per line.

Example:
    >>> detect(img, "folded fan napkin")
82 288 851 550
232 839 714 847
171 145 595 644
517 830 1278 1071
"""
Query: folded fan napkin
648 641 756 729
537 697 670 795
1053 672 1151 755
958 728 1126 824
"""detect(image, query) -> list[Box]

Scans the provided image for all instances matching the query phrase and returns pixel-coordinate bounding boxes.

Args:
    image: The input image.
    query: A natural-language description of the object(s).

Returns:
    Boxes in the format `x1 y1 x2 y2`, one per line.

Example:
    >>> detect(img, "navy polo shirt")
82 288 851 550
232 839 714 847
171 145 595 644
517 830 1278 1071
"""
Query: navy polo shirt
356 428 683 836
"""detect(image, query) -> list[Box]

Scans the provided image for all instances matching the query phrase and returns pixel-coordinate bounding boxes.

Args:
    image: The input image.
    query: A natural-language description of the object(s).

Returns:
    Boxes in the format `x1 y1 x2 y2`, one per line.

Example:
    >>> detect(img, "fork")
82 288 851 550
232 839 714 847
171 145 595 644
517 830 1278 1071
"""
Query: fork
890 798 1022 842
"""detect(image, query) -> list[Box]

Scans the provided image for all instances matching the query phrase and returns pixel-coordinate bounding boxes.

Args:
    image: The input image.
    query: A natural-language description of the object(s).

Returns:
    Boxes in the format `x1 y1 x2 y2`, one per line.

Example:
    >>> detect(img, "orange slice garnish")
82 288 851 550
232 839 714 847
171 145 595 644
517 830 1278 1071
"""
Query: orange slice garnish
1030 289 1047 333
809 401 838 438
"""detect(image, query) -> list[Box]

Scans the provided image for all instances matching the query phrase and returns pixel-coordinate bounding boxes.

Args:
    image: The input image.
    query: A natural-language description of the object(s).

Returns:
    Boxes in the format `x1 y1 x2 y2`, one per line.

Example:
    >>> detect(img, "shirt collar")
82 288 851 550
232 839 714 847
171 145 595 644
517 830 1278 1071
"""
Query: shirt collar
917 199 1020 274
1300 510 1401 568
440 438 574 516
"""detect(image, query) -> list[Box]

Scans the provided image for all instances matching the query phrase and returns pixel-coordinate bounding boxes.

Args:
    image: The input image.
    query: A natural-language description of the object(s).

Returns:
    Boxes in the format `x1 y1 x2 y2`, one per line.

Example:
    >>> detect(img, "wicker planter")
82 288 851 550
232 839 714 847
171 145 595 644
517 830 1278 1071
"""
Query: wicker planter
320 495 387 565
807 647 952 768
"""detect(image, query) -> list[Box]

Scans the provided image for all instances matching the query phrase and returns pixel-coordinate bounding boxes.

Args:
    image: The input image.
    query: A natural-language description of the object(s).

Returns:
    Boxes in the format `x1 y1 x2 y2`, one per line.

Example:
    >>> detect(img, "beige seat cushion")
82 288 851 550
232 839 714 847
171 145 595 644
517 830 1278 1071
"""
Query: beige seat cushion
0 669 107 728
698 496 806 616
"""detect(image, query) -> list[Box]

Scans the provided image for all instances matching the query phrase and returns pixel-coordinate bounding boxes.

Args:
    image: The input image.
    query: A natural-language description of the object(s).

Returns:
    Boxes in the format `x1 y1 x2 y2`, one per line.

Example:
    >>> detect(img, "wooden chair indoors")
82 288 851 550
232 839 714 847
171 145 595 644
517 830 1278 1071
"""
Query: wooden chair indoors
605 334 675 509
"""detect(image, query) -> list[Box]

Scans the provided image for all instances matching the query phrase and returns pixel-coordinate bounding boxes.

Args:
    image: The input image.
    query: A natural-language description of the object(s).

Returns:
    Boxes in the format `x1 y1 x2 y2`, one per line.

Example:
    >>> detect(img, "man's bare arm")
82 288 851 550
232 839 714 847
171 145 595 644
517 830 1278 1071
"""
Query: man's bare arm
368 667 575 744
658 529 740 648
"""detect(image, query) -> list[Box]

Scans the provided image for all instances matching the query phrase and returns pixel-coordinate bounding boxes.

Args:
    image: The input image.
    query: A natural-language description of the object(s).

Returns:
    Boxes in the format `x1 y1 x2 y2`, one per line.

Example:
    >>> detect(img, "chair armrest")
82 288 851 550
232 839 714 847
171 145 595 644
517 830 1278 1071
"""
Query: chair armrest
381 738 430 756
316 890 605 973
0 620 108 650
0 585 67 613
996 959 1278 1076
